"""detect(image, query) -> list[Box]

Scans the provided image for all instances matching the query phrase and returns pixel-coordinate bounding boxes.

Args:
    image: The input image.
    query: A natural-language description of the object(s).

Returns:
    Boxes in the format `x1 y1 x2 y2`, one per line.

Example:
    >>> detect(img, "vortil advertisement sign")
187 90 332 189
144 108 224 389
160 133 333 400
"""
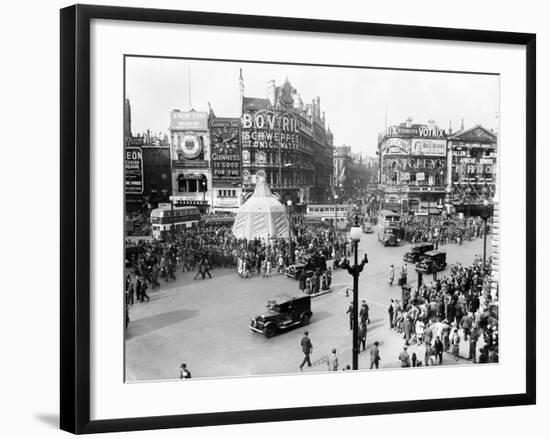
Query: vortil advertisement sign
125 147 143 194
210 117 241 184
241 109 299 149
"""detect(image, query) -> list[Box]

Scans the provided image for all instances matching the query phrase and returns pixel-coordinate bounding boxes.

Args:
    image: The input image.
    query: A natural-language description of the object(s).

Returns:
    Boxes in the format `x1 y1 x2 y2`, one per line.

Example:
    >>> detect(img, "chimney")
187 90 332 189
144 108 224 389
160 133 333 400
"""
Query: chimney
448 120 453 135
461 118 464 131
406 117 413 128
428 119 435 130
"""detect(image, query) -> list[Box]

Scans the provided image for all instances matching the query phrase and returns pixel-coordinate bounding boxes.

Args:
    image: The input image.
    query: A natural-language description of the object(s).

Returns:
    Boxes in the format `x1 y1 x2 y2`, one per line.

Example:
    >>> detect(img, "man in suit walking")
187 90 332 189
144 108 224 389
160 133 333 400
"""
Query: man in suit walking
299 331 313 371
346 302 354 330
370 341 381 369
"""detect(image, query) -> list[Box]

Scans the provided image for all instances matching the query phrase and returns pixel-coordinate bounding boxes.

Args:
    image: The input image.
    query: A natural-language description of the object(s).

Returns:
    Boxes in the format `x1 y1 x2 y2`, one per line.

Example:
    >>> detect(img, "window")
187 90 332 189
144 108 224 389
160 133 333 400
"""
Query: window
177 174 186 192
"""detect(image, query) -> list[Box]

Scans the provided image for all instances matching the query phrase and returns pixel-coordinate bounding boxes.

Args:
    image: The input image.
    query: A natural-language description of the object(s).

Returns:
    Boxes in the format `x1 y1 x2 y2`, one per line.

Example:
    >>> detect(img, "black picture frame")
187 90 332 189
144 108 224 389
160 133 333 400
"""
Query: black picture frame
60 4 536 434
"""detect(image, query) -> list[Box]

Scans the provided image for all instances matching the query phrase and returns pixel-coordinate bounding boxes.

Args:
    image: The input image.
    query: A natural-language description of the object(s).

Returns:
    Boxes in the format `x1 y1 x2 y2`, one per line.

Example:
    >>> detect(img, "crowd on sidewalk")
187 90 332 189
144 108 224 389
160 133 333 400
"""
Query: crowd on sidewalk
388 256 498 366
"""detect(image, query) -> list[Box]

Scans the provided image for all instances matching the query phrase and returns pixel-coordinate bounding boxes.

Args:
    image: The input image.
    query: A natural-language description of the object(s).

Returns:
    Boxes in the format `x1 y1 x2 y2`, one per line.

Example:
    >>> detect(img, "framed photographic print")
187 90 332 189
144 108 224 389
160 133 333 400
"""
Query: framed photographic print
60 4 536 434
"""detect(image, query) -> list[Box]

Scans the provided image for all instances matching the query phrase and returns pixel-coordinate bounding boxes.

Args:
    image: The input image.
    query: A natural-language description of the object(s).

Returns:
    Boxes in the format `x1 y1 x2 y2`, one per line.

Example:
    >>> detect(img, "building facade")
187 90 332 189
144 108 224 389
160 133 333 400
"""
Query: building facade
169 109 212 212
447 124 497 216
333 146 372 203
378 118 448 215
240 75 334 205
124 136 172 212
209 116 243 213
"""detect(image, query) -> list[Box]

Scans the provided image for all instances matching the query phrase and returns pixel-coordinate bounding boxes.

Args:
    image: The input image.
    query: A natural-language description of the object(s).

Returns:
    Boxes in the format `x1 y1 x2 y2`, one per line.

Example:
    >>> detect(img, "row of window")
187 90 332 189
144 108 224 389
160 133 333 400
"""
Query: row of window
217 190 237 198
307 207 348 213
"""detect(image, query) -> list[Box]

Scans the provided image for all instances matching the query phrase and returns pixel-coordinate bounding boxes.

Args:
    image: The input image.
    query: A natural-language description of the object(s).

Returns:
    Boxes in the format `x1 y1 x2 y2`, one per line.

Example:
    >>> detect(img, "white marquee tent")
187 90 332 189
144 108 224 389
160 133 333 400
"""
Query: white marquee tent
232 177 289 241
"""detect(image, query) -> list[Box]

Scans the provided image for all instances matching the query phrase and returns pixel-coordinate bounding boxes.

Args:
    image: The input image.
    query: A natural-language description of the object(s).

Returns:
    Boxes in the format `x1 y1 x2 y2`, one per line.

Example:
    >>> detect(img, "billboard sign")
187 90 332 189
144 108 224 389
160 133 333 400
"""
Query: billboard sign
170 110 208 131
125 147 143 195
241 109 299 149
411 139 446 156
210 117 241 184
382 138 410 155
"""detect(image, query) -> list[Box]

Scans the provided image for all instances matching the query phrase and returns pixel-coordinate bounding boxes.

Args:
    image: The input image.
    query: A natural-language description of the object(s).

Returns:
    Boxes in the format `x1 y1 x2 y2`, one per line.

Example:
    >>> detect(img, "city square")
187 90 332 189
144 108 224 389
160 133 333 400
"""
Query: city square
126 232 490 380
124 57 499 381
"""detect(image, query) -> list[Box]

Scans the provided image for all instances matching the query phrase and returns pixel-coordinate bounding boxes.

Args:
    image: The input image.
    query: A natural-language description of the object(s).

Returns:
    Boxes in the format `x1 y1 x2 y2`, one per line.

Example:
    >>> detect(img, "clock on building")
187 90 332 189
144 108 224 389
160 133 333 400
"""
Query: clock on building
181 135 203 159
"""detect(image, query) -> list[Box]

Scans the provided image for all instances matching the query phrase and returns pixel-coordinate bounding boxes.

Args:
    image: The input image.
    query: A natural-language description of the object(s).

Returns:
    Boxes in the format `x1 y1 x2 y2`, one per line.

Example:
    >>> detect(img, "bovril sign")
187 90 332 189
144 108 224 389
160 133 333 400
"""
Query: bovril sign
241 109 299 149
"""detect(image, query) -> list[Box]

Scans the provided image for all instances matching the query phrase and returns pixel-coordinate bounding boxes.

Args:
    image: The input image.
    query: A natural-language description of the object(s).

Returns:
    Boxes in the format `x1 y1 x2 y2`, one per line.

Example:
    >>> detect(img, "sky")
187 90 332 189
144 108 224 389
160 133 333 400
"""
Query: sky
125 56 499 157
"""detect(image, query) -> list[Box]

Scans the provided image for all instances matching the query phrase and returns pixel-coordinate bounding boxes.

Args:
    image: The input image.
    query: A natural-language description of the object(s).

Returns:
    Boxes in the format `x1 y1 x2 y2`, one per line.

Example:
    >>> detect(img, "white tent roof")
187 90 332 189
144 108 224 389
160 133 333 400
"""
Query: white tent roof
232 177 289 240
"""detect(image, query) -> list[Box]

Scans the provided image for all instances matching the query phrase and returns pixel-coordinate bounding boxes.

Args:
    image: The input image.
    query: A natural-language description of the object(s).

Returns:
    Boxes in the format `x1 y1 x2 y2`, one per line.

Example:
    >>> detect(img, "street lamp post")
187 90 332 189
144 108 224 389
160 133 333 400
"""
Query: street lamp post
342 215 368 370
334 193 339 242
481 199 491 266
286 199 293 264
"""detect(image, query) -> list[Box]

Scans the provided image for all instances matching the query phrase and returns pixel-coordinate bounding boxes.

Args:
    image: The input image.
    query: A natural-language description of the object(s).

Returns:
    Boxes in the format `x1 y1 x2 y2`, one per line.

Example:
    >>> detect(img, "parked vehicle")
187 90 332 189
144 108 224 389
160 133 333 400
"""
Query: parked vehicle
249 294 312 338
362 222 373 233
403 242 435 262
285 253 327 280
415 250 447 274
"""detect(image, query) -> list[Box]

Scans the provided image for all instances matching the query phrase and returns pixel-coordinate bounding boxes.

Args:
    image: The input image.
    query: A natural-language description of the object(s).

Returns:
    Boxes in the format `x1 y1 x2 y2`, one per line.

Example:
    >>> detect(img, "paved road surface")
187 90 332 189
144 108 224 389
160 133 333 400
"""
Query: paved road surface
125 234 484 381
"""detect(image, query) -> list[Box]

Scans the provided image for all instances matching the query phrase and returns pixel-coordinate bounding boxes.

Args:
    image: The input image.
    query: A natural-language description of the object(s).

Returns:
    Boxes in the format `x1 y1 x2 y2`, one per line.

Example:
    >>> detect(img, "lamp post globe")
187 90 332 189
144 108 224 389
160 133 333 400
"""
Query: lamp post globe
350 225 362 242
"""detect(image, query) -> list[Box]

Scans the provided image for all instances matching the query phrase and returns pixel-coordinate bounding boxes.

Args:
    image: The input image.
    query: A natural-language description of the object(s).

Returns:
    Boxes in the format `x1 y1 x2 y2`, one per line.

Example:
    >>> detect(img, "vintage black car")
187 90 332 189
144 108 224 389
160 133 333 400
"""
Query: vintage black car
285 253 327 280
403 242 435 263
249 294 312 338
285 259 315 280
415 250 447 274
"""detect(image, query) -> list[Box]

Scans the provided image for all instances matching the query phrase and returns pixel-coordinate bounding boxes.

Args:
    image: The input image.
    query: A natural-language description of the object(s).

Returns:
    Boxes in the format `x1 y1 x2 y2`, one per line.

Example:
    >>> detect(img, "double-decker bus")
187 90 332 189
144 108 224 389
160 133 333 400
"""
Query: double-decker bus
150 206 201 240
305 204 351 230
377 209 402 246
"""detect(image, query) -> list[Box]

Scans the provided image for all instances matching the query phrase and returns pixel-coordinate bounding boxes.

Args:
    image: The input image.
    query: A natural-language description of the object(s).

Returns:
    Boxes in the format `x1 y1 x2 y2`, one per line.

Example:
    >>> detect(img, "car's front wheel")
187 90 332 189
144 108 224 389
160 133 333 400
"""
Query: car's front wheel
300 313 310 326
264 325 276 338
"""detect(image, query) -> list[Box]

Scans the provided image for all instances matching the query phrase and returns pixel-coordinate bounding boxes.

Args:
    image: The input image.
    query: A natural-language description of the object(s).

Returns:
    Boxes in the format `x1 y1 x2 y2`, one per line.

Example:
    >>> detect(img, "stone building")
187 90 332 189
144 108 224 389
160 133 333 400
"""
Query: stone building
239 71 334 205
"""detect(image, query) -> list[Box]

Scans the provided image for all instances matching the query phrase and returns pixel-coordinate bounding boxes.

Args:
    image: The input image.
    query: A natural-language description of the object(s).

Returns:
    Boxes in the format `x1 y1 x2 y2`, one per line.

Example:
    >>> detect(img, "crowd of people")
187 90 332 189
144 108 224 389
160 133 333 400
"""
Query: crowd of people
125 205 499 371
402 215 488 246
388 255 498 366
124 214 345 306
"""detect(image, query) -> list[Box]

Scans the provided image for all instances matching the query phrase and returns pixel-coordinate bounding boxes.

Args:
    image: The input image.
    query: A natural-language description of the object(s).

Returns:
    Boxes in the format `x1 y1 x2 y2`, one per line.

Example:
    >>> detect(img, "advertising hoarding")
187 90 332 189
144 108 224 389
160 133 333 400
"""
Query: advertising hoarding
241 109 299 150
125 147 143 194
170 110 208 130
383 138 411 155
411 139 446 156
210 117 241 185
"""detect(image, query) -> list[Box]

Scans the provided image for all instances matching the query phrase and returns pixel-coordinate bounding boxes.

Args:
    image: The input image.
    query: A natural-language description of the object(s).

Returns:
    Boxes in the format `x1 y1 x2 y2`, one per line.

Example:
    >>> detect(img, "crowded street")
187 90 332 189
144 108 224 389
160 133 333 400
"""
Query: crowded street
123 59 500 382
125 228 491 380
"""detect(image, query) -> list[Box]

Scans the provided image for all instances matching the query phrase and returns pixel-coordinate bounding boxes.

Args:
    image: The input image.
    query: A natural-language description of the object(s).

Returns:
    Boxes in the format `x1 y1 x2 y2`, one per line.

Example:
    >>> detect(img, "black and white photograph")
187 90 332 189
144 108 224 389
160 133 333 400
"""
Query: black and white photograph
124 56 500 381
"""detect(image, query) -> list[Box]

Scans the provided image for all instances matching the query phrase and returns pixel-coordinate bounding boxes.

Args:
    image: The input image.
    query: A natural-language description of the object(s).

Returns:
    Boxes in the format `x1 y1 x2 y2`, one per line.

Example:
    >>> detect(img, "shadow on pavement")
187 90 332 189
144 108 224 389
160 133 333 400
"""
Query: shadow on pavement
311 310 334 324
126 309 199 339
